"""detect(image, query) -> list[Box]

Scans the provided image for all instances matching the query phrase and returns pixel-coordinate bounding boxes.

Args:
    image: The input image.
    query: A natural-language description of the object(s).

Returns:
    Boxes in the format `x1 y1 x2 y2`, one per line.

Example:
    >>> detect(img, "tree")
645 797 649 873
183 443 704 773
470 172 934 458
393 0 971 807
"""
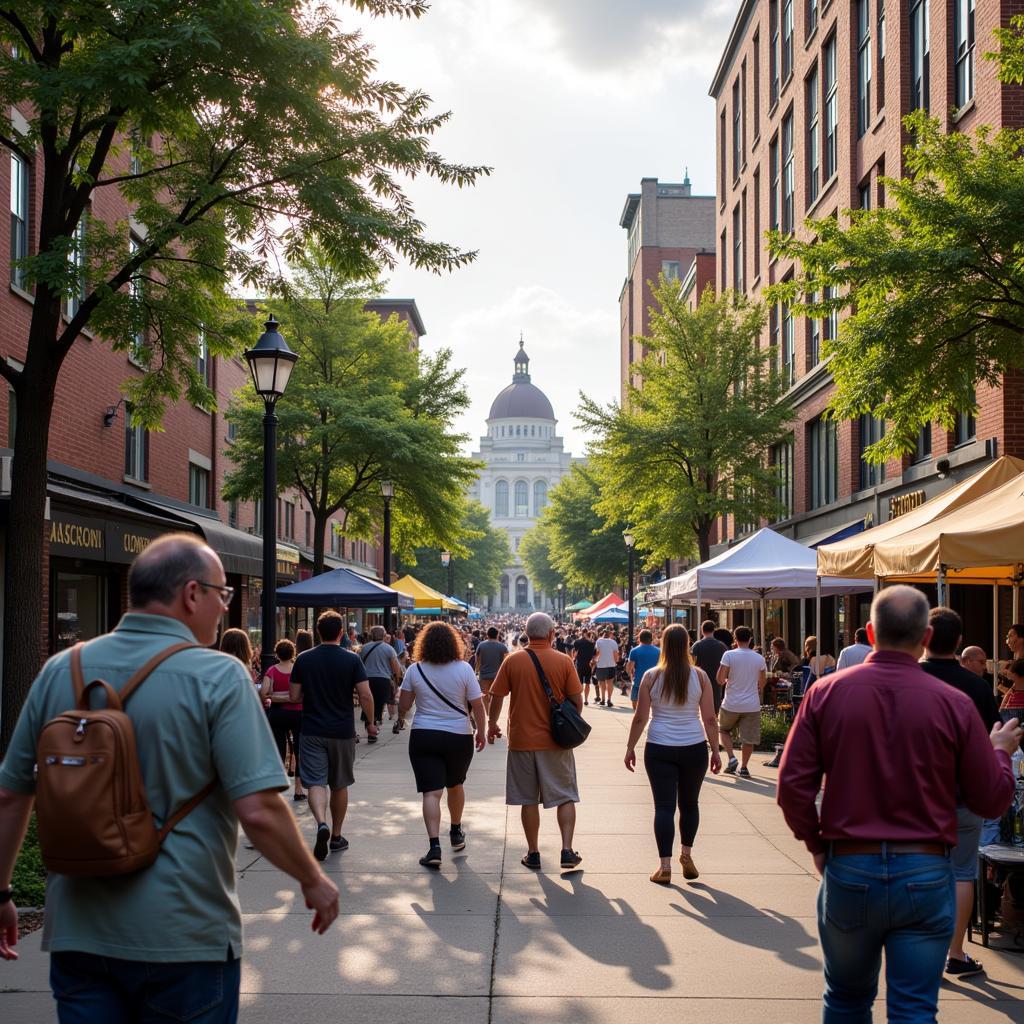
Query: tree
518 519 565 597
224 253 478 573
768 21 1024 462
0 2 487 746
579 281 793 564
398 501 511 600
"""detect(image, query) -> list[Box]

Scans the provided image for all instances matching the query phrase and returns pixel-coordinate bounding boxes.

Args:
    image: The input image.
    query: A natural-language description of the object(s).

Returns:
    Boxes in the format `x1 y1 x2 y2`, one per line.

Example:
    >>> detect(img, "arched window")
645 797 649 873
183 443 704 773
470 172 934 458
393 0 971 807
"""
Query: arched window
495 480 509 517
500 575 510 607
534 480 547 516
515 575 529 608
531 425 535 436
514 480 528 516
515 425 520 436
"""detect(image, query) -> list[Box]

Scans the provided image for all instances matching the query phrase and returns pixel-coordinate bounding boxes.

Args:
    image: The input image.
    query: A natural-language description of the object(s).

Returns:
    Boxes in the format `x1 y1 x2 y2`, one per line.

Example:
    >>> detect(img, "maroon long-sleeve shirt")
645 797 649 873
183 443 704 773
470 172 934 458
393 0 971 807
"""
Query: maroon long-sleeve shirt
778 650 1015 855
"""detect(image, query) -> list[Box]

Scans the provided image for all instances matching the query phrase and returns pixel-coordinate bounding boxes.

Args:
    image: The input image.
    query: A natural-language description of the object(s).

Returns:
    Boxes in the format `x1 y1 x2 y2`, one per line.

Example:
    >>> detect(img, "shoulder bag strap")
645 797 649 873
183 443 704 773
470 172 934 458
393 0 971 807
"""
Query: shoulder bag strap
415 663 469 716
361 642 381 661
526 649 560 710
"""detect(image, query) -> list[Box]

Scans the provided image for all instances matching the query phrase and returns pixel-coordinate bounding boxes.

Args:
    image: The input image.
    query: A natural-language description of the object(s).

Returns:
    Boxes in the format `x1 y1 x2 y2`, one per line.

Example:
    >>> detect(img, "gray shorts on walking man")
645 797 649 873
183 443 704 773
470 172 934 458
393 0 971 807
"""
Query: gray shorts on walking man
506 749 579 808
300 735 356 789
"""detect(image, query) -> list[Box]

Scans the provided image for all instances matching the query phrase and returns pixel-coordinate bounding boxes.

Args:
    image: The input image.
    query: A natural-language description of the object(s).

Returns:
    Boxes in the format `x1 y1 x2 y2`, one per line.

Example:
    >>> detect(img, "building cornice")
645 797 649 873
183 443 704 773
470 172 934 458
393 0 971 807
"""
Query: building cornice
709 0 758 100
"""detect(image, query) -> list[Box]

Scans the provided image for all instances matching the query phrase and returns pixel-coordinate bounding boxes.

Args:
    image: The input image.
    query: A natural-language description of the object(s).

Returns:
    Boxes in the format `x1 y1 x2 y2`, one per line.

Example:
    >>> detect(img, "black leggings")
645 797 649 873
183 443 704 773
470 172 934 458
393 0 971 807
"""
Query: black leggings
361 677 391 726
643 740 709 857
266 707 302 774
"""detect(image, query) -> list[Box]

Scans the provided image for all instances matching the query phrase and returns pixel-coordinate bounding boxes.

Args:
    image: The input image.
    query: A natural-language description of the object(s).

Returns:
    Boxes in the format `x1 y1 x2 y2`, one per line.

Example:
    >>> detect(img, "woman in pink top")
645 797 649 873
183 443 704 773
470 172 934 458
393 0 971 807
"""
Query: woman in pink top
260 638 305 801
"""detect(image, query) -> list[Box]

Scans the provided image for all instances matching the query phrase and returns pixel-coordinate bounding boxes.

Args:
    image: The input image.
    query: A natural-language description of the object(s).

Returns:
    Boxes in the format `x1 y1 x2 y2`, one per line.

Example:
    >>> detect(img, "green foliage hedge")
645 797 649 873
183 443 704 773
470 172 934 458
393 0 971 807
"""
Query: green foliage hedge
13 815 46 908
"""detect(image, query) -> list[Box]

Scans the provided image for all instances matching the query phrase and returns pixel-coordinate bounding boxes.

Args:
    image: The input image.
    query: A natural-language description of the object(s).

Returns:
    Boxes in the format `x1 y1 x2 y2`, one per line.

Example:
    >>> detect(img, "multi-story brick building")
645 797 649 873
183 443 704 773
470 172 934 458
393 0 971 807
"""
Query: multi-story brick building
618 175 717 402
711 0 1024 650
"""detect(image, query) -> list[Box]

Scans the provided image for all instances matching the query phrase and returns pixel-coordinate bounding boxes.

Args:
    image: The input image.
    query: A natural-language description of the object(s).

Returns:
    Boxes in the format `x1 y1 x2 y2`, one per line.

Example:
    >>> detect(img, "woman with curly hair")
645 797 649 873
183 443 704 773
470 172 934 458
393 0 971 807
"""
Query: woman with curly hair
397 621 487 868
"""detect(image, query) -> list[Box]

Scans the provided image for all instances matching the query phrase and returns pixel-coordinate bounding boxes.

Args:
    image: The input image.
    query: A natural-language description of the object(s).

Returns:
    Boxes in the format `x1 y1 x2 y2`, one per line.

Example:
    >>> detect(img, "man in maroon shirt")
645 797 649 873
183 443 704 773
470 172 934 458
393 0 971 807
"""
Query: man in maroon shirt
778 585 1020 1022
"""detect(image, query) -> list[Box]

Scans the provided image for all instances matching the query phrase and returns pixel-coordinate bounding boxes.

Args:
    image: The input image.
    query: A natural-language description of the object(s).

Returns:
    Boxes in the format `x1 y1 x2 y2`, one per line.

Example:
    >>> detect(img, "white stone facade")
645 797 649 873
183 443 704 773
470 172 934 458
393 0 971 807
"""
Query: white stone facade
468 341 574 612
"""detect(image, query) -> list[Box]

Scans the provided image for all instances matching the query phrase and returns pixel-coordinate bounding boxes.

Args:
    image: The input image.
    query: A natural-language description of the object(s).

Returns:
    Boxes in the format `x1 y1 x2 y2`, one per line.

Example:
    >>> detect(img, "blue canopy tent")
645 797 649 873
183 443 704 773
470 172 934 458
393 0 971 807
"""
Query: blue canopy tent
592 606 629 624
276 566 414 609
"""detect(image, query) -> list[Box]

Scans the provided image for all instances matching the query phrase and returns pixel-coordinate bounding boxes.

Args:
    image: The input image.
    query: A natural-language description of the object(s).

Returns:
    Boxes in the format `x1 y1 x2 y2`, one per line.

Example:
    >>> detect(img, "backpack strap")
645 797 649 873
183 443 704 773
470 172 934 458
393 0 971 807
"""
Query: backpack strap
118 642 198 703
156 779 219 842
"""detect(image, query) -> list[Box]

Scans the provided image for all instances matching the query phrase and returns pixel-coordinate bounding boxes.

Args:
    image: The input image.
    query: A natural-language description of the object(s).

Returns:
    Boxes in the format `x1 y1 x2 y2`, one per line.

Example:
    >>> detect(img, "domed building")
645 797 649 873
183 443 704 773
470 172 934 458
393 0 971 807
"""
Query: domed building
469 339 574 612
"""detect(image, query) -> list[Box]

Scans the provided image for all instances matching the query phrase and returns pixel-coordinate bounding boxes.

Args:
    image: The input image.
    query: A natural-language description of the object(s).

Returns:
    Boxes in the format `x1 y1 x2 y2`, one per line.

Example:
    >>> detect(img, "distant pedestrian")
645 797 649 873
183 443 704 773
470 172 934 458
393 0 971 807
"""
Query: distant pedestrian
221 628 259 687
261 638 305 802
692 620 728 713
573 629 597 705
778 585 1020 1022
803 635 835 678
625 624 721 884
475 626 509 712
627 629 661 709
290 611 376 861
716 625 766 777
359 625 404 742
397 622 486 868
594 628 620 707
835 627 872 671
489 612 584 871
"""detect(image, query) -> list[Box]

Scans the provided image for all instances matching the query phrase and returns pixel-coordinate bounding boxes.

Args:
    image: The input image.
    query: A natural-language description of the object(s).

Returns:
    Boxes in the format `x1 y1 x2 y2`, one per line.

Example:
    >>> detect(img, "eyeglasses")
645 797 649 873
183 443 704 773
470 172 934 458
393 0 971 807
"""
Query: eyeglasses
193 580 235 605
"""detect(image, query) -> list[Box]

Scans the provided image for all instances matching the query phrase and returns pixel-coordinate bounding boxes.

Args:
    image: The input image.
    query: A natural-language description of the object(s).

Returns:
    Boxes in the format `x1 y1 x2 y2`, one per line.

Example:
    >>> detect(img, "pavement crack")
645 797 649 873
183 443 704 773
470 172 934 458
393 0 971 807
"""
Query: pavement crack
486 803 509 1024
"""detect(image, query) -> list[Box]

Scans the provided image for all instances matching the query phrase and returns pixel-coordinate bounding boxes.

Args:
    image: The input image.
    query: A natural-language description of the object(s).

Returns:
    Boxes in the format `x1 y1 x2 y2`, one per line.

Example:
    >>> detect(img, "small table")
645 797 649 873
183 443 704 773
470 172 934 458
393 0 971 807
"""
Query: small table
978 844 1024 948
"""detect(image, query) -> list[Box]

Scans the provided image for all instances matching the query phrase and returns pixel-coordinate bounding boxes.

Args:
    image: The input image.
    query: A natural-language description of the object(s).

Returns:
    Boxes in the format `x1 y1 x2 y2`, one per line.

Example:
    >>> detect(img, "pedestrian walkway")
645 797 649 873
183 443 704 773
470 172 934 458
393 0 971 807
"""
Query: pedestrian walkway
4 704 1022 1021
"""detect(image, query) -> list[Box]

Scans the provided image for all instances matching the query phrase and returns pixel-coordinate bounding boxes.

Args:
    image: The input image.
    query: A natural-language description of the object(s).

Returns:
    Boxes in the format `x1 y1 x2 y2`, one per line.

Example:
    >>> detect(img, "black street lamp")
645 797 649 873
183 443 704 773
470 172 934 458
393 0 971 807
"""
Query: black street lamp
623 529 636 650
467 580 474 613
244 315 298 676
556 582 563 622
380 479 394 634
440 549 453 619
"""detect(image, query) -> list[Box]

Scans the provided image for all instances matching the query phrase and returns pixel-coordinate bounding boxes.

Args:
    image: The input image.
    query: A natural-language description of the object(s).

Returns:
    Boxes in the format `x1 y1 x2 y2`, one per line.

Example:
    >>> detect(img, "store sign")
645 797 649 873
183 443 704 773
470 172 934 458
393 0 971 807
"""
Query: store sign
888 490 926 521
276 543 300 581
48 513 106 558
105 522 166 564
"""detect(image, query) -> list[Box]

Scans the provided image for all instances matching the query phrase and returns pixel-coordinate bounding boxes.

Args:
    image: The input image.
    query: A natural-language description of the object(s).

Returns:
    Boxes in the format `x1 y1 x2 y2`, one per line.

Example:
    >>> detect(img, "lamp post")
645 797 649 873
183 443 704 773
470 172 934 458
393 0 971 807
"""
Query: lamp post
623 529 636 650
380 479 394 634
467 580 474 615
244 315 298 676
441 549 453 620
556 582 563 622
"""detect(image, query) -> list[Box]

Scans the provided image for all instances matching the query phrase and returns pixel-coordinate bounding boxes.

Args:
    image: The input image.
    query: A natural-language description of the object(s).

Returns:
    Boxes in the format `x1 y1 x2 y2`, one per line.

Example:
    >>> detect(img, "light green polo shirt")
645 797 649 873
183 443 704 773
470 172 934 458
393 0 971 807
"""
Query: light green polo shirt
0 613 287 962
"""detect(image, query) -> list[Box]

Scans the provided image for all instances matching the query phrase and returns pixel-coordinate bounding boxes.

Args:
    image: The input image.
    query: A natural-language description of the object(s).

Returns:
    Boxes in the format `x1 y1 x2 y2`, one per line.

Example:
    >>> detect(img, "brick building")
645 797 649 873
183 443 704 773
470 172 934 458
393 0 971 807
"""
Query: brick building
618 176 717 402
0 125 418 671
710 0 1024 651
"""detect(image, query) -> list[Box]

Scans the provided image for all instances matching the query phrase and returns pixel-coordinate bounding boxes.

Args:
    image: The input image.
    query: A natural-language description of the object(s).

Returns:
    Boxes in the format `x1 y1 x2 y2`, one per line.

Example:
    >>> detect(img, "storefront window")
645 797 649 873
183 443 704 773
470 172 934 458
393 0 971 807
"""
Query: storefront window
53 570 107 651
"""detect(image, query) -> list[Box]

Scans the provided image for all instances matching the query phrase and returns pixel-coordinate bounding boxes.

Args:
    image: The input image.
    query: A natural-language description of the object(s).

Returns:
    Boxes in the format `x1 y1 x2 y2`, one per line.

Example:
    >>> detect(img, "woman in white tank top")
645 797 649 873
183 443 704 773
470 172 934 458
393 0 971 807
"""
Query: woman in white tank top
624 624 722 885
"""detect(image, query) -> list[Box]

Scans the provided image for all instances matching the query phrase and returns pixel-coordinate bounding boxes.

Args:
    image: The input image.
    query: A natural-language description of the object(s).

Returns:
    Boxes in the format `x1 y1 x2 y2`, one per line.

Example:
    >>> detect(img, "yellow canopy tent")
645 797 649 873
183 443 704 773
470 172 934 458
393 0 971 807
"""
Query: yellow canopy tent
391 574 463 612
816 455 1024 579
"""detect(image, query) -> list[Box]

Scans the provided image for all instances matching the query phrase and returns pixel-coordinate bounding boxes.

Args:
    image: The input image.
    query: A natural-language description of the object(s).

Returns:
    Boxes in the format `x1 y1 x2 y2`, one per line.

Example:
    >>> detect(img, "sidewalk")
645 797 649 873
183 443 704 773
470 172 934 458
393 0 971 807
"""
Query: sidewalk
3 699 1023 1022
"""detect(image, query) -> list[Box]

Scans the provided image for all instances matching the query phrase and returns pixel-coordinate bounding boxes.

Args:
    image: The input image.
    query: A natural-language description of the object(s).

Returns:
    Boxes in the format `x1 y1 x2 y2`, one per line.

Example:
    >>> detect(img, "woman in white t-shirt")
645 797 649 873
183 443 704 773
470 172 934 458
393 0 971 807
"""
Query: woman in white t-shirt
398 622 486 869
624 624 722 885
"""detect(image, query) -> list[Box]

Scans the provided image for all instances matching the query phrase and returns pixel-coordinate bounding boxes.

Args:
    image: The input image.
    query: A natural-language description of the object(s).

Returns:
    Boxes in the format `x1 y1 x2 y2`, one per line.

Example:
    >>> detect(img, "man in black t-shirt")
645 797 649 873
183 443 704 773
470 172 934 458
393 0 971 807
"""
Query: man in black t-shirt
572 630 597 705
290 610 374 861
692 620 728 712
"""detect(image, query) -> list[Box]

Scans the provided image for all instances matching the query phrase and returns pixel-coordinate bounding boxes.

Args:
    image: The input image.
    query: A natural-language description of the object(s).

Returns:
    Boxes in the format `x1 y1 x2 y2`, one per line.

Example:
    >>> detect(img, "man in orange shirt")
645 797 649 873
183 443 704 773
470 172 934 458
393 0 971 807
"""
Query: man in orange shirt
489 612 584 870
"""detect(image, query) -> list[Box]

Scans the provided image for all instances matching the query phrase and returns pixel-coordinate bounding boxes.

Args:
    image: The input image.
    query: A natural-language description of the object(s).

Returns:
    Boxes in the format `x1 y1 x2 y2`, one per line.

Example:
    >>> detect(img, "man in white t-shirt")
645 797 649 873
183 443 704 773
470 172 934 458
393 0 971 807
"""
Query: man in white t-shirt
836 627 872 671
716 625 766 778
594 629 621 707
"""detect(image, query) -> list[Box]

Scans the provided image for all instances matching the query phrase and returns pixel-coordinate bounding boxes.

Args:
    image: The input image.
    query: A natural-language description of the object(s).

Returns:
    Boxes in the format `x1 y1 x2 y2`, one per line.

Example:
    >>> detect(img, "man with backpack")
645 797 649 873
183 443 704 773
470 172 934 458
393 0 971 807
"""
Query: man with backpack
0 534 338 1021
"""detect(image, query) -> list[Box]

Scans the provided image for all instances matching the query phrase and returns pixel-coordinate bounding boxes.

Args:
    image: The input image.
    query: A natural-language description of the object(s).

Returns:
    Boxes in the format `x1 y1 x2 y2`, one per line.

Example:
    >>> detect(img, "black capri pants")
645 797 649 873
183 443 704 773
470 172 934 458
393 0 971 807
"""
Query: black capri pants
362 676 392 726
266 706 302 774
643 740 709 857
408 728 474 793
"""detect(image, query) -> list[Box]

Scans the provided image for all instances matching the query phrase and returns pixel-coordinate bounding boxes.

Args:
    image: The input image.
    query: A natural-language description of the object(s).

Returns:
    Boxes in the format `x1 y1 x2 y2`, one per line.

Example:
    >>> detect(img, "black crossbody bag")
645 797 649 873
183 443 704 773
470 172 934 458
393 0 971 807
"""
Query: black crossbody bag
525 650 591 749
415 663 469 717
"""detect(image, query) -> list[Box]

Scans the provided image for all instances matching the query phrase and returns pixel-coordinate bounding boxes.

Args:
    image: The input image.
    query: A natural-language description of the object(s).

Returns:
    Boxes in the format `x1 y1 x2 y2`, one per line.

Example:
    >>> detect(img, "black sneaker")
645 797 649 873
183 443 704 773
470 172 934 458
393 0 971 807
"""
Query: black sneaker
450 826 466 851
723 757 738 775
367 735 378 744
738 766 751 778
419 844 442 868
521 851 542 869
329 835 349 852
313 823 330 862
945 955 984 978
560 849 583 870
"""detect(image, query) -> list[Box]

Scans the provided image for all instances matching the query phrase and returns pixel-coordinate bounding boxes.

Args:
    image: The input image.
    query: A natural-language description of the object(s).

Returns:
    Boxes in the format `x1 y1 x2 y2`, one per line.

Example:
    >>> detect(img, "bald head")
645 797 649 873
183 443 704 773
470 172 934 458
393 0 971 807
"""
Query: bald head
129 533 218 608
869 585 931 653
960 646 988 676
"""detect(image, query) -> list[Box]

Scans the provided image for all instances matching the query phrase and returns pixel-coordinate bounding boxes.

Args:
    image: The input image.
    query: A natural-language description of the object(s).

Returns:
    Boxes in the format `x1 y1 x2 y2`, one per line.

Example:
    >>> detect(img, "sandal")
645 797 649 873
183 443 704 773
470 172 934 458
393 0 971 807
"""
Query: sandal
679 853 699 880
650 868 672 885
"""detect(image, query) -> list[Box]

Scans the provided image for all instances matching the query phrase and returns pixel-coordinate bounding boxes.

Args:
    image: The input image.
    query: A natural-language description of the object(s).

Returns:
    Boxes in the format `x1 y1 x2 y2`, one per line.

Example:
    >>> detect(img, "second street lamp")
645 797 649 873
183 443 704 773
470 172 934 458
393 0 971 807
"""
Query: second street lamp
556 582 563 622
467 580 474 613
380 480 394 634
244 314 298 677
623 529 636 651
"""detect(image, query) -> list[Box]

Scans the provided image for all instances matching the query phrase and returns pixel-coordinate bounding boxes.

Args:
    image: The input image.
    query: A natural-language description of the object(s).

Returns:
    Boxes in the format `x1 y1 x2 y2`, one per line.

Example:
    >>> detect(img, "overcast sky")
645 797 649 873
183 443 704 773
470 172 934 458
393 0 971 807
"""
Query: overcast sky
349 1 736 455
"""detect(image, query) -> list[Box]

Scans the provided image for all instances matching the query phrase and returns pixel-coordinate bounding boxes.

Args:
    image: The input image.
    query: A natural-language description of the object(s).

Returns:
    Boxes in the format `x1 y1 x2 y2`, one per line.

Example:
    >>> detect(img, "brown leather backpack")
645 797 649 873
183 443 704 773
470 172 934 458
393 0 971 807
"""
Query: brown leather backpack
35 641 216 877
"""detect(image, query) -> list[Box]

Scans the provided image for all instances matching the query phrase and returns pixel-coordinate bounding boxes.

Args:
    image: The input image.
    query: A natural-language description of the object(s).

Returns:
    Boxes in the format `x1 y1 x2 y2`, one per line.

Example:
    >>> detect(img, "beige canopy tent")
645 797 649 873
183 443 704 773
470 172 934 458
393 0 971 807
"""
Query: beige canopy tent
816 455 1024 579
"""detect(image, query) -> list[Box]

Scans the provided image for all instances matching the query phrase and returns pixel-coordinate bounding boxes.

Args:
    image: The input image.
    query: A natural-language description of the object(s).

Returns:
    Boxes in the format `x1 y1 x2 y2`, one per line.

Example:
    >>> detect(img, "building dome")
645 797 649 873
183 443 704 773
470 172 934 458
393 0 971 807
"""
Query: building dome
487 337 556 421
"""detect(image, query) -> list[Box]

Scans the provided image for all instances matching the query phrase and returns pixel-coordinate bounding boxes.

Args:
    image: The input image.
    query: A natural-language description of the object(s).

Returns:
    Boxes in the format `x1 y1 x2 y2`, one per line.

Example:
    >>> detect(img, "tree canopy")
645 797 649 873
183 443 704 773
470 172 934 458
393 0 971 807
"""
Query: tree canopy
518 518 566 597
579 281 792 563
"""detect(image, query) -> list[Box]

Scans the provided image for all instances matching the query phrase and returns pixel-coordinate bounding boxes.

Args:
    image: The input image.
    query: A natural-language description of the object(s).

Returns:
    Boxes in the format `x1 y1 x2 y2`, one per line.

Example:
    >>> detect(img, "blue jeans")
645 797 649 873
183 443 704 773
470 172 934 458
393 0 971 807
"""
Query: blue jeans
50 950 240 1023
818 851 955 1024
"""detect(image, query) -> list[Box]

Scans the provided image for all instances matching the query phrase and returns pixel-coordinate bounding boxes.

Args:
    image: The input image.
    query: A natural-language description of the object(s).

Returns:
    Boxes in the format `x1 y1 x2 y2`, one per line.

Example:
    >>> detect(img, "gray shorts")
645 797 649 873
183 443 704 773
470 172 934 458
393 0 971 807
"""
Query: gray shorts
506 748 579 808
299 735 356 790
951 805 982 882
595 667 616 681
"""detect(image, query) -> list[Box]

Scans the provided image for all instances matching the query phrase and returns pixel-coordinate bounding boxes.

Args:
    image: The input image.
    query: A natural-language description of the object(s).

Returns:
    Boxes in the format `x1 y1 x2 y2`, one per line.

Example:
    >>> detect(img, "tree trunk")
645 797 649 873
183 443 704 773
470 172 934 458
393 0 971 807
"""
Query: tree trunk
312 509 326 576
697 521 712 565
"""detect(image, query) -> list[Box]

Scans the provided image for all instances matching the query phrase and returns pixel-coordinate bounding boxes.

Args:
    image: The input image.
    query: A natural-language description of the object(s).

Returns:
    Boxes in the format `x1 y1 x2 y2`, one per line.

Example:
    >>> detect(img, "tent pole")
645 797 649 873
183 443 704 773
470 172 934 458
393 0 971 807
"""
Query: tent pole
696 584 702 630
800 598 806 647
1015 582 1021 622
759 597 766 647
937 567 946 607
994 584 1000 688
815 577 822 656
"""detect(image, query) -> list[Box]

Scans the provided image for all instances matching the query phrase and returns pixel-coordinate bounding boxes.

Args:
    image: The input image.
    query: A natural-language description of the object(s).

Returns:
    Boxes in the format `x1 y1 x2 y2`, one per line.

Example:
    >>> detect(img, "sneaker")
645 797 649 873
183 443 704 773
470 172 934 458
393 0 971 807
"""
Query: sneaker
945 955 985 978
584 700 589 706
738 766 751 778
450 826 466 851
393 722 401 734
521 851 542 869
367 735 378 744
606 700 614 708
329 835 349 852
723 757 739 775
419 843 442 868
293 792 307 802
560 849 583 870
313 823 330 862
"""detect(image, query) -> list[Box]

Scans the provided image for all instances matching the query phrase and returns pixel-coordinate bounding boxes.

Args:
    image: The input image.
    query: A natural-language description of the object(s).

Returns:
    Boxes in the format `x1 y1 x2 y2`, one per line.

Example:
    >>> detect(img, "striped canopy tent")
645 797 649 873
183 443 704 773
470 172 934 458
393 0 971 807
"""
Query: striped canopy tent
391 574 463 613
575 593 626 619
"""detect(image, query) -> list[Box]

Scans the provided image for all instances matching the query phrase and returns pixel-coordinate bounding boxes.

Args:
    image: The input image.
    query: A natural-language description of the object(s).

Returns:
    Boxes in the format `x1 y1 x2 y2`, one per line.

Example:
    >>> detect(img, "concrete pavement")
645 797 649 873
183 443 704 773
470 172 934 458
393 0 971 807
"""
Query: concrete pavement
3 696 1023 1022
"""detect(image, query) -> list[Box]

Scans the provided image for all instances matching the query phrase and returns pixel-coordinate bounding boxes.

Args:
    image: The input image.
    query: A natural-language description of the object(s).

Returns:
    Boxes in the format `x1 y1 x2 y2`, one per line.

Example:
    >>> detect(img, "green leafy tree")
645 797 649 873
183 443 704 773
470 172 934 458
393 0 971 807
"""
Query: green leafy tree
769 21 1024 462
0 1 487 745
518 519 566 596
398 501 511 600
579 281 793 564
224 255 478 573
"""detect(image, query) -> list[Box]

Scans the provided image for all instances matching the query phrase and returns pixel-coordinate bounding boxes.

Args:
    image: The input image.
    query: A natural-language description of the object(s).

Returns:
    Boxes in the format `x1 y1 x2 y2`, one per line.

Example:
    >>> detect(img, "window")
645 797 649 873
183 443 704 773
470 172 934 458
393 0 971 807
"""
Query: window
809 416 838 509
808 295 821 366
772 440 795 519
304 510 311 547
857 0 872 137
124 404 148 482
807 0 818 37
7 385 16 447
752 168 761 279
910 0 930 113
226 419 237 442
780 298 795 386
955 0 975 108
741 58 748 155
514 480 529 517
534 480 547 516
877 0 886 110
661 260 680 280
859 180 871 210
753 31 761 138
770 0 780 104
806 65 820 204
516 450 525 463
282 500 295 539
189 463 210 507
195 328 209 384
770 302 780 370
128 235 145 360
495 480 509 517
859 414 886 489
781 0 793 81
733 204 742 292
914 423 932 462
10 151 28 288
823 35 838 181
741 189 748 290
770 135 780 231
824 283 839 344
500 575 510 607
719 109 727 201
228 499 239 529
254 499 262 537
721 229 727 292
954 408 976 447
732 78 741 179
65 215 87 319
781 111 794 234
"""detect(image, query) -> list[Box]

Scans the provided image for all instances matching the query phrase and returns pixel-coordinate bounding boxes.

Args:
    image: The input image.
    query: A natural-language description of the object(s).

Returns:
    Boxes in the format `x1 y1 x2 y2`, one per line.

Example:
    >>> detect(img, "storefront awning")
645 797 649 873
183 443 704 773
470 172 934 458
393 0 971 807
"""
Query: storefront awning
801 518 866 550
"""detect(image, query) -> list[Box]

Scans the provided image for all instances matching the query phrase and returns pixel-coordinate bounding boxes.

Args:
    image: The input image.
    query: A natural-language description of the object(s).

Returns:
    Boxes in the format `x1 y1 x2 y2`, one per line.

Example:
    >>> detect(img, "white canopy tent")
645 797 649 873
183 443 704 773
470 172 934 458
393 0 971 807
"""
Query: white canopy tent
647 528 871 643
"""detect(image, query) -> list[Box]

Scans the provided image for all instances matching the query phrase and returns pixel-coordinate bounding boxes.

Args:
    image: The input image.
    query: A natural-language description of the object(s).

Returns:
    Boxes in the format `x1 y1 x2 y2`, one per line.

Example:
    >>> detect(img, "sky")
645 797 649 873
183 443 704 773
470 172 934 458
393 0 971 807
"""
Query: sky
347 0 737 455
